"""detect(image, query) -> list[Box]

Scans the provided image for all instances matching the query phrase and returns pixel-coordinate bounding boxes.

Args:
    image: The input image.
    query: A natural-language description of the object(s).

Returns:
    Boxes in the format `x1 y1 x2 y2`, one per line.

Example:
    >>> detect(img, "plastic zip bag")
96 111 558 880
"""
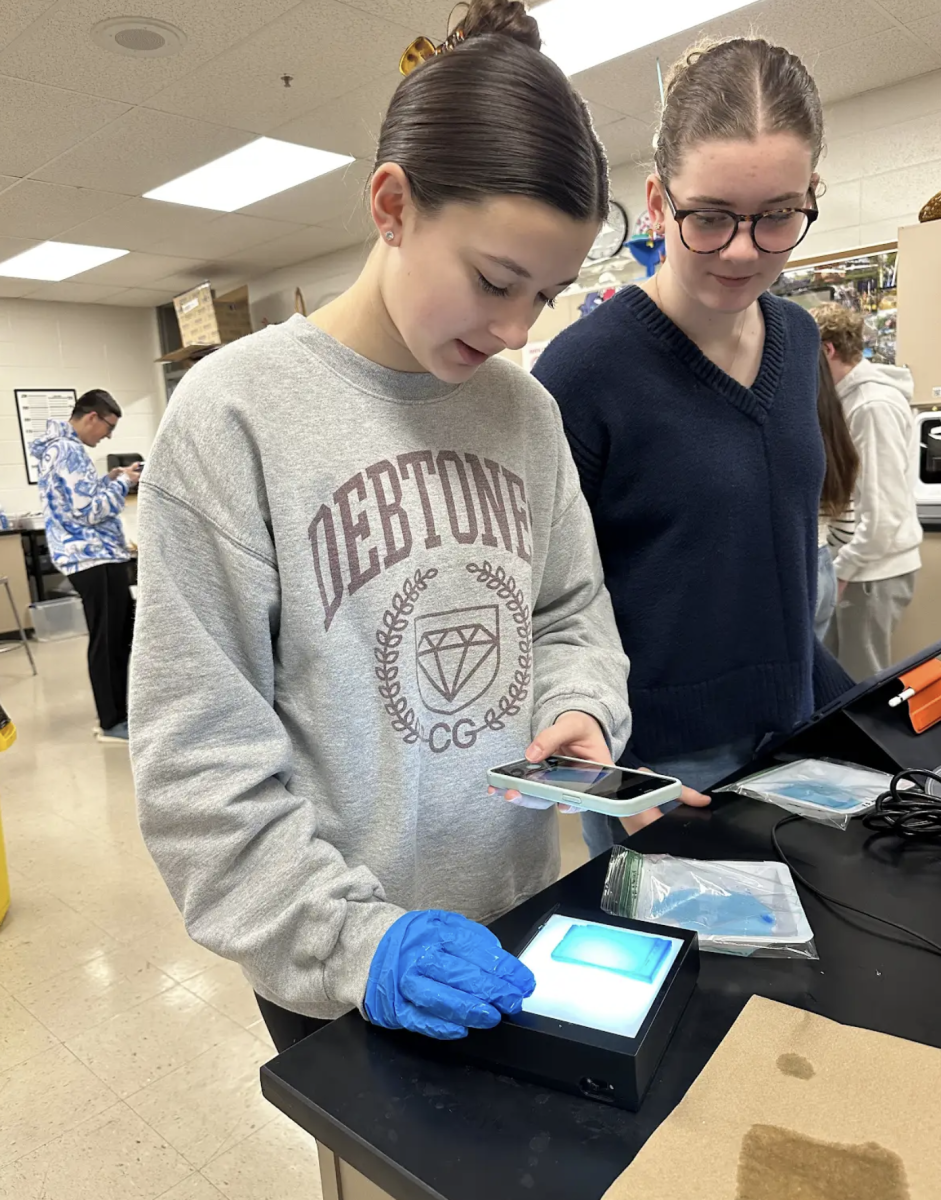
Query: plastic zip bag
600 847 817 959
717 758 894 829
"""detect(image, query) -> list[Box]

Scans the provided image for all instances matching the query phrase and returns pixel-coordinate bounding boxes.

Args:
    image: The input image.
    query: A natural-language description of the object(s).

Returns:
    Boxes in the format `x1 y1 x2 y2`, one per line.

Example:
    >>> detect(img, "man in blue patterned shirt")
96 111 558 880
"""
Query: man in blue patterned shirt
31 390 141 743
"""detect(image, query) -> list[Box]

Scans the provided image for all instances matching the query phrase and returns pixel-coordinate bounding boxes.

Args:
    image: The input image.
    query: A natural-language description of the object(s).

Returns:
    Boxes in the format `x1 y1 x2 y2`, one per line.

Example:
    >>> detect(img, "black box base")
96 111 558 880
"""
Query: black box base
417 905 699 1112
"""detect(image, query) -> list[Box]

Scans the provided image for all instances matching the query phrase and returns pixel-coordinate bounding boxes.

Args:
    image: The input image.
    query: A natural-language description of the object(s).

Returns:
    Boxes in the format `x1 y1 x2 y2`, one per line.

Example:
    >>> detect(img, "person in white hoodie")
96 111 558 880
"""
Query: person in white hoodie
813 304 922 680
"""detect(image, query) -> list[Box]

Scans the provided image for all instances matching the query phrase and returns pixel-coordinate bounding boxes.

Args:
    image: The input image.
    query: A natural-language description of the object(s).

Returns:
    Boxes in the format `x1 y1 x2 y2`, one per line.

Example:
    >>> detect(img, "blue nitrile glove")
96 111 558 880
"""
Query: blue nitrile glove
364 910 536 1040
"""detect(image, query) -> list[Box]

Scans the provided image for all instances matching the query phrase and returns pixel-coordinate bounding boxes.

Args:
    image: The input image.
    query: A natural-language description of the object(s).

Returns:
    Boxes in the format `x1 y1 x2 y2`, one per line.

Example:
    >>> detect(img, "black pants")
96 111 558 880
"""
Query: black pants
70 562 134 731
255 993 329 1054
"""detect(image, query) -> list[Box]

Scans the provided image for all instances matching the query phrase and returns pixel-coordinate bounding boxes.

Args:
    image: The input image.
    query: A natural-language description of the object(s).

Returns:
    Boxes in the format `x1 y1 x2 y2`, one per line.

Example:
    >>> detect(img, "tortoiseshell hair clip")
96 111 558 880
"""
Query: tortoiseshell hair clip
399 4 470 75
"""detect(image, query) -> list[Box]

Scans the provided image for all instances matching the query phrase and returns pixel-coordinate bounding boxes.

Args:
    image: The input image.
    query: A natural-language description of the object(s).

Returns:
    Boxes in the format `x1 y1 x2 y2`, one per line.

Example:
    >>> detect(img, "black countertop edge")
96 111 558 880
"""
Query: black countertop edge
260 1066 448 1200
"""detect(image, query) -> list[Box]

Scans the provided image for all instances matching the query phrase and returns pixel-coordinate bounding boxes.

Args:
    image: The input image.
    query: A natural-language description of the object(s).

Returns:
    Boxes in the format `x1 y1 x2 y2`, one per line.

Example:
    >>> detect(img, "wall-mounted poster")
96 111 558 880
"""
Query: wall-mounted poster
15 388 77 485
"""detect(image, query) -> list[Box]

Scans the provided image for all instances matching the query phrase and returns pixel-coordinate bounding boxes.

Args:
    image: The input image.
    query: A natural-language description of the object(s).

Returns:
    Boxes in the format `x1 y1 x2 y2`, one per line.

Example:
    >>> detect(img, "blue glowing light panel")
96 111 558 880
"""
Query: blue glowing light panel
518 915 683 1038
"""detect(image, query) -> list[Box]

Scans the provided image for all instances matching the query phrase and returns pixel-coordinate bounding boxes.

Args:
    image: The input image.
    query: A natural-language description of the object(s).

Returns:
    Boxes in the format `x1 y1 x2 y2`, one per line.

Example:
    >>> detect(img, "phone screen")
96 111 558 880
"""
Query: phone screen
492 756 673 801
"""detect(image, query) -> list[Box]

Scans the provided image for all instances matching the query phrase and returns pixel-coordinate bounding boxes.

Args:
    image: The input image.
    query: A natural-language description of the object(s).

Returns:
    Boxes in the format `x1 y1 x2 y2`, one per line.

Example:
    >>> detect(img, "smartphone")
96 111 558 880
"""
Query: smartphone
487 755 681 818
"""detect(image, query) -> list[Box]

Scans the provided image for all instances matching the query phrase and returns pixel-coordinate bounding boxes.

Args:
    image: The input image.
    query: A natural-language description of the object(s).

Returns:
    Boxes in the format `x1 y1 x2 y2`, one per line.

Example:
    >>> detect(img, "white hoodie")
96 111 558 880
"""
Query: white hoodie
834 360 922 583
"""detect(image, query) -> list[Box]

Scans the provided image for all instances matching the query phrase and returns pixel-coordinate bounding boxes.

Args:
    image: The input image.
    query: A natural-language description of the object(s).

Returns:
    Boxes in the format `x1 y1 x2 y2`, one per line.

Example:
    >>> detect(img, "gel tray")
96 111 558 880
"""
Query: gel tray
551 924 672 984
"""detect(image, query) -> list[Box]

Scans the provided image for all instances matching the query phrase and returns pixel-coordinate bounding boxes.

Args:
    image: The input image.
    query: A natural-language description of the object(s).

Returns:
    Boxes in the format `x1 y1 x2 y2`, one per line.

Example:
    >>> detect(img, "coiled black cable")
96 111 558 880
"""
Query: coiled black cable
771 767 941 958
861 768 941 841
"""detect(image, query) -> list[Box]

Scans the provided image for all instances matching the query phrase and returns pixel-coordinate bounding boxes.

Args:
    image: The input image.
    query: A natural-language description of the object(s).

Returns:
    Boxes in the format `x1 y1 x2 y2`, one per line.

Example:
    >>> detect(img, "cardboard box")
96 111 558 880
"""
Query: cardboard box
157 282 252 365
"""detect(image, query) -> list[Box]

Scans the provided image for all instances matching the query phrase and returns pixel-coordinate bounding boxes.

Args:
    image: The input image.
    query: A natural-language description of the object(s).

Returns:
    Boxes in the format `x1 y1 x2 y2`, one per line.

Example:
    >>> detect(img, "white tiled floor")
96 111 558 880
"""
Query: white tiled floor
0 636 590 1199
0 638 318 1200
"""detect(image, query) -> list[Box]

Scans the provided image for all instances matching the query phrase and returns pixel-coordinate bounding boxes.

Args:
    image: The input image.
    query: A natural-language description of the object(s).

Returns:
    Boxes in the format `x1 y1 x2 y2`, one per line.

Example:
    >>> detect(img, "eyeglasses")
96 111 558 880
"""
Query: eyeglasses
663 186 818 255
96 413 118 432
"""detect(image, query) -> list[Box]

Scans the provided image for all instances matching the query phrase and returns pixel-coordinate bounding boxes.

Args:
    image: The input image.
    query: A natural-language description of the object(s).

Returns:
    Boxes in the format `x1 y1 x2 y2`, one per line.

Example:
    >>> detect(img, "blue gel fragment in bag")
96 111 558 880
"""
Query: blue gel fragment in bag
551 924 672 983
773 782 860 810
650 888 775 937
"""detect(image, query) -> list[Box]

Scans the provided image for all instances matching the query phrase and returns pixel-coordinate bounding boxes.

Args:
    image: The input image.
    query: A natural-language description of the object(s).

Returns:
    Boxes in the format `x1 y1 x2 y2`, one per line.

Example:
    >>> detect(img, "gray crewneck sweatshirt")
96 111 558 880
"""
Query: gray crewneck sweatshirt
130 315 631 1019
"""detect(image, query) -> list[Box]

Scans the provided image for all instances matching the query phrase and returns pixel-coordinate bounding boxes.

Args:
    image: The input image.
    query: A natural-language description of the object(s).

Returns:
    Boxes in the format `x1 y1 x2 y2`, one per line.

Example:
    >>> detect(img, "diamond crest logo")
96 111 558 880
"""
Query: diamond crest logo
375 564 531 753
414 605 501 715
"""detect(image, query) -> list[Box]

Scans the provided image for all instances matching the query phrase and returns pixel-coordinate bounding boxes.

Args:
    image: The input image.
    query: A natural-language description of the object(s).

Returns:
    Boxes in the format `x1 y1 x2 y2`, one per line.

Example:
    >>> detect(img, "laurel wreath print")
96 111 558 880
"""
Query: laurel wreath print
373 562 533 749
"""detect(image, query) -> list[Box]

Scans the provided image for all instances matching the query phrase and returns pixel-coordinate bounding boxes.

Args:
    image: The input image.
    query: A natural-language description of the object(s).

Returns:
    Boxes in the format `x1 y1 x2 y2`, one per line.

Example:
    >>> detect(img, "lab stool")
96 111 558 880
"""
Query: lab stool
0 576 37 676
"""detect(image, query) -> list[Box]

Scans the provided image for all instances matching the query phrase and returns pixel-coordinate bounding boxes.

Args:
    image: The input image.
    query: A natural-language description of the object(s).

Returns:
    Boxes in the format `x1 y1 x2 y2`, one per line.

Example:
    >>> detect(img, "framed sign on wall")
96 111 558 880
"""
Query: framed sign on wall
15 388 77 485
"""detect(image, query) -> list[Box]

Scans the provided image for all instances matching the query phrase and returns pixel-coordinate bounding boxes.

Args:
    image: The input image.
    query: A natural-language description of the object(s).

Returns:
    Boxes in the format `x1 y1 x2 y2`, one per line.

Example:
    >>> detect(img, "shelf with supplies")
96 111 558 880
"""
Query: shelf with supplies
771 242 899 364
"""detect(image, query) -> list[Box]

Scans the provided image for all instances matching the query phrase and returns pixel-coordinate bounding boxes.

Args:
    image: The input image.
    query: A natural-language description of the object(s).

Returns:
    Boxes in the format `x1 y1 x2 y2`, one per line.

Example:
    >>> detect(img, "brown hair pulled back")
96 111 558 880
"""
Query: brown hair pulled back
654 37 824 184
375 0 608 222
817 345 859 520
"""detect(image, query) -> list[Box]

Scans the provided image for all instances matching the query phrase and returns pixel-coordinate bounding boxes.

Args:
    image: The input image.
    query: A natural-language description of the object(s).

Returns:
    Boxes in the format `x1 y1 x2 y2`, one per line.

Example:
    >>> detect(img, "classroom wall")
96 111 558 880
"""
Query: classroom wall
802 68 941 260
0 298 165 516
246 68 941 327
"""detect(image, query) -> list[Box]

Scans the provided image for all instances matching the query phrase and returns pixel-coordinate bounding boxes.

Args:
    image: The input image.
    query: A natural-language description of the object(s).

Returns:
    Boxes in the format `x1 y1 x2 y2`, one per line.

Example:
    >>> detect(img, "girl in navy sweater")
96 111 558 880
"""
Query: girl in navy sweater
534 37 852 856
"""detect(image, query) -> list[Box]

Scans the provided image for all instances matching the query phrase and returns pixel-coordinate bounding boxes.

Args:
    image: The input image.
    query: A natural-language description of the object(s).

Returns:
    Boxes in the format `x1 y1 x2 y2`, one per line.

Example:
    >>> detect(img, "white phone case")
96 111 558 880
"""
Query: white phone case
487 756 682 818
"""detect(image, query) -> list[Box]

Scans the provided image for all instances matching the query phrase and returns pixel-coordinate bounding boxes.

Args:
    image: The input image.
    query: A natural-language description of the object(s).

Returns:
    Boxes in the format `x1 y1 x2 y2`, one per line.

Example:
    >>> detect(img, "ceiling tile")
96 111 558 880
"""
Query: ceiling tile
877 0 941 21
0 0 303 105
338 0 457 26
576 29 702 123
221 224 365 273
148 269 216 295
57 198 220 253
0 235 40 262
150 268 247 297
907 13 941 53
812 26 941 104
238 159 373 226
144 0 416 135
599 116 653 170
587 100 628 129
0 0 60 53
271 72 400 160
27 280 130 303
71 252 208 287
0 179 128 239
97 286 177 307
748 0 894 58
0 76 129 177
574 0 897 122
147 213 306 259
0 277 42 298
32 108 254 195
319 203 378 239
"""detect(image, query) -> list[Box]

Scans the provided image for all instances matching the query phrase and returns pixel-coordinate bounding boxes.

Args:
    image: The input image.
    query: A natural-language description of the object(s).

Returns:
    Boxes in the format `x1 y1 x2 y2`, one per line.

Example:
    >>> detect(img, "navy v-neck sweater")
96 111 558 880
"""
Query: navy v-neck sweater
533 285 852 763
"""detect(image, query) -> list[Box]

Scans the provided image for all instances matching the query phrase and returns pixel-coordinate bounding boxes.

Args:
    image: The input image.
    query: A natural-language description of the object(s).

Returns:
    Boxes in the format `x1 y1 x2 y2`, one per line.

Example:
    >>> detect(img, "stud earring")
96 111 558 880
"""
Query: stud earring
385 231 394 241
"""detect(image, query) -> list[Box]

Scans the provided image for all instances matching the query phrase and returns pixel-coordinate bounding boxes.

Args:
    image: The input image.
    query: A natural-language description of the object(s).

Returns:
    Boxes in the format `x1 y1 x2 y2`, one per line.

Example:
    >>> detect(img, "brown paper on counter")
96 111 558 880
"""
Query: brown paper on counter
604 995 941 1200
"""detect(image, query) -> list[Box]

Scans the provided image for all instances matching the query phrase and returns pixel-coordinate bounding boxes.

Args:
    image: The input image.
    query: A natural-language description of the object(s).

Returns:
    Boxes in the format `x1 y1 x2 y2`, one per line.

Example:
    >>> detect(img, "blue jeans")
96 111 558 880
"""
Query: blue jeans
814 544 837 641
580 737 758 860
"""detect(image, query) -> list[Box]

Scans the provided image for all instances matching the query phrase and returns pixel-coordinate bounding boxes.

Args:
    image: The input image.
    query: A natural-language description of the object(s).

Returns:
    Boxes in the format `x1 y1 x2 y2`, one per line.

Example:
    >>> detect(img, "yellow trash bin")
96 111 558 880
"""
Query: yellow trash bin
0 705 16 927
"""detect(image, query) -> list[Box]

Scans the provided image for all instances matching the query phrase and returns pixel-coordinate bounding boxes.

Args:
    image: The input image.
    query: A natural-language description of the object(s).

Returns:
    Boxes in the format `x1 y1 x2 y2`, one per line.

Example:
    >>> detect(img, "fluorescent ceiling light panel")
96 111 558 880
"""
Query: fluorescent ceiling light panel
536 0 754 76
0 241 128 281
144 138 356 212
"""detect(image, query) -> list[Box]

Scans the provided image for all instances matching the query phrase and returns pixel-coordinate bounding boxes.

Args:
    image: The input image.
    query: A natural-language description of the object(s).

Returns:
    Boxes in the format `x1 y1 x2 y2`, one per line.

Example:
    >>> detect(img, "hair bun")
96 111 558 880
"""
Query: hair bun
459 0 541 52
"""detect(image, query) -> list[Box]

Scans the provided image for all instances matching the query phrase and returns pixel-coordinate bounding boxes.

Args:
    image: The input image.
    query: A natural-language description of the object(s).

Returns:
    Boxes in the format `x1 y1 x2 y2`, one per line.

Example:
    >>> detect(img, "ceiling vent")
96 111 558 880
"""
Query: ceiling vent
90 17 186 58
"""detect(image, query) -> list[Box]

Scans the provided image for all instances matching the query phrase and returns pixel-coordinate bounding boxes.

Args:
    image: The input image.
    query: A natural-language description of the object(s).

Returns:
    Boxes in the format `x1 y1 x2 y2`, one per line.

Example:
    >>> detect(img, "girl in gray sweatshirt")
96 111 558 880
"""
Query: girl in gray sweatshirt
130 1 642 1043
